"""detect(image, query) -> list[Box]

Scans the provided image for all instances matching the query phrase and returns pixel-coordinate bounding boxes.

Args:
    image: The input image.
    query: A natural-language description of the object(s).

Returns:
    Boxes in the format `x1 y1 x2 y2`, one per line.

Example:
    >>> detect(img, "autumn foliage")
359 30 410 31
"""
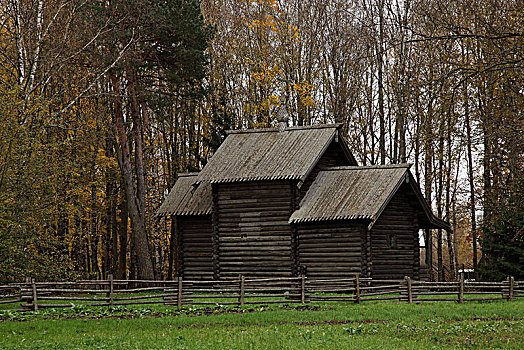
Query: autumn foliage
0 0 522 281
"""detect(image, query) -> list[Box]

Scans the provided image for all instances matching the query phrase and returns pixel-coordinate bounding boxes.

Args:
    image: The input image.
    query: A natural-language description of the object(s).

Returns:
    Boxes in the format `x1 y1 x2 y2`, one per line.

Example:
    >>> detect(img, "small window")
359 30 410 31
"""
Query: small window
386 234 397 249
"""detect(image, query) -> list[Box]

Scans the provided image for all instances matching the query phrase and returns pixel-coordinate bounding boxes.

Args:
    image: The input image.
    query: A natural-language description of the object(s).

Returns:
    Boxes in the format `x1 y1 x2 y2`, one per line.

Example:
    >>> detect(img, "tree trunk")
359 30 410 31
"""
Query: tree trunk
90 184 100 279
117 187 128 280
424 98 434 278
437 118 444 281
110 73 154 280
398 0 410 164
445 107 455 280
167 216 177 279
378 0 386 165
464 86 478 275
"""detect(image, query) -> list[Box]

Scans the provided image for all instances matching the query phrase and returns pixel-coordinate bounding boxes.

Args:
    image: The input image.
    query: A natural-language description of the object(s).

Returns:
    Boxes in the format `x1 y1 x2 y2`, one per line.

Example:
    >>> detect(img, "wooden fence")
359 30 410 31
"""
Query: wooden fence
0 275 521 312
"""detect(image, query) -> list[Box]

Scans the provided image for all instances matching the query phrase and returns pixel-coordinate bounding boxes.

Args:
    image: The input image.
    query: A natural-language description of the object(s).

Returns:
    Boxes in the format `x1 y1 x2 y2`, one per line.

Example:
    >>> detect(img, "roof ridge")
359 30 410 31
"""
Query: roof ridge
177 172 199 177
226 123 343 135
323 164 412 171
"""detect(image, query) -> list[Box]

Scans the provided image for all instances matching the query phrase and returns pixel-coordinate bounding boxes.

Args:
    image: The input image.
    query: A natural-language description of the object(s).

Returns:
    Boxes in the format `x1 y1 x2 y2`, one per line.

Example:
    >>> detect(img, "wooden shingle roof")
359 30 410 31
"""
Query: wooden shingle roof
155 173 212 217
289 164 449 230
195 124 355 184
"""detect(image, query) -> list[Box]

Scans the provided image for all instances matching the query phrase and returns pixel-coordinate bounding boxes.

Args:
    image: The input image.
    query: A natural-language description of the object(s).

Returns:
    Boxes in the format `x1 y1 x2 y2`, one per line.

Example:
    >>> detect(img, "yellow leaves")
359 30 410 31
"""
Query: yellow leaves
293 81 317 107
287 24 300 40
254 121 268 128
251 71 263 81
251 63 282 86
249 16 277 33
268 95 280 105
96 148 117 172
244 103 258 114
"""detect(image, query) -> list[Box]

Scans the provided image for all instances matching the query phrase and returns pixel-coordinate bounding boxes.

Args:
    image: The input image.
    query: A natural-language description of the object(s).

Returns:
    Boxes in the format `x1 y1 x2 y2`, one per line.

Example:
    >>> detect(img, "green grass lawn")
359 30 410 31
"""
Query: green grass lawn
1 299 523 349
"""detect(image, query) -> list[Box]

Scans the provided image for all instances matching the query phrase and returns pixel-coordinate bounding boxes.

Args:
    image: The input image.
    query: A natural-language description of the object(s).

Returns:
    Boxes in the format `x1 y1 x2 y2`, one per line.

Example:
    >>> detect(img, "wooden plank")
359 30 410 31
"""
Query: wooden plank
0 298 21 304
299 253 361 258
221 261 292 266
220 241 291 247
177 278 183 307
219 210 291 217
220 251 291 257
108 274 114 306
307 266 361 271
220 266 292 271
31 279 38 312
219 246 291 252
310 296 356 301
217 206 291 214
219 221 290 228
220 236 291 242
239 276 245 305
355 274 360 303
405 276 412 304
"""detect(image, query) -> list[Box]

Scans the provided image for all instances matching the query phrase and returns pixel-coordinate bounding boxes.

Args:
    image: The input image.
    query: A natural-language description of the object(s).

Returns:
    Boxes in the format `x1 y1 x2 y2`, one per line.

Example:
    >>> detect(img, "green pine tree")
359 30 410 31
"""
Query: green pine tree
479 176 524 281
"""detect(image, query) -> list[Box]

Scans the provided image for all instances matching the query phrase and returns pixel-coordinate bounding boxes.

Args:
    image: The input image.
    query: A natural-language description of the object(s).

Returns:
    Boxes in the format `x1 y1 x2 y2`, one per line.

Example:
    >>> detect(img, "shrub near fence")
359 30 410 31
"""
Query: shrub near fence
0 275 520 312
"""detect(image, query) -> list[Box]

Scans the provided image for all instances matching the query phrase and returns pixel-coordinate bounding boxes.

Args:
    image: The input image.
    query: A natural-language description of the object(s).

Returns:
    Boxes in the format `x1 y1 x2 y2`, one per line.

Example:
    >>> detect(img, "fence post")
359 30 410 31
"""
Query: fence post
508 276 514 302
177 277 183 307
405 276 412 304
31 278 38 312
354 274 360 303
239 275 245 306
108 274 114 306
458 276 464 304
301 275 306 303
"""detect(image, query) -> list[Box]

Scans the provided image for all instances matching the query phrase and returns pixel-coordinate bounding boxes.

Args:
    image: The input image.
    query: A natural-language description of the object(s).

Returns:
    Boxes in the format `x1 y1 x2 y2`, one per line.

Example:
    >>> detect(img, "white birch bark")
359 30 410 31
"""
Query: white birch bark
26 0 43 100
13 0 26 85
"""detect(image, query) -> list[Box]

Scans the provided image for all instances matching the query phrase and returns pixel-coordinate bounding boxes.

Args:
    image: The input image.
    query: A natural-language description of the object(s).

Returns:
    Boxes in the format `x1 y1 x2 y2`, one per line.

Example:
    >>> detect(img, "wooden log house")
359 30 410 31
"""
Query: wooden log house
156 124 449 280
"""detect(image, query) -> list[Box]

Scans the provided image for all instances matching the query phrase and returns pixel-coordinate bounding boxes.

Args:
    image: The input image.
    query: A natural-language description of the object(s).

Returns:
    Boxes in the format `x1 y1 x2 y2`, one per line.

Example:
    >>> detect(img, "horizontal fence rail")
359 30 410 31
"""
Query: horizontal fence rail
0 275 520 312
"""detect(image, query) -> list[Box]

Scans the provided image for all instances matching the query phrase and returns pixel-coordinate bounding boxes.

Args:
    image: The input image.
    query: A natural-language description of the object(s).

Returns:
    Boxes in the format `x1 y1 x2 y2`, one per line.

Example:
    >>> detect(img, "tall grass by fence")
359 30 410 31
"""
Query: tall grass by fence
0 275 521 312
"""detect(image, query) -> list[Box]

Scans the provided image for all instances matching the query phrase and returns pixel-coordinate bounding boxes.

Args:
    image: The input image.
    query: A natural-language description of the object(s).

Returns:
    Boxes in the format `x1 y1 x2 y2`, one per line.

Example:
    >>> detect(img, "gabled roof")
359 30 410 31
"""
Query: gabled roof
289 164 450 230
155 173 212 217
195 124 356 184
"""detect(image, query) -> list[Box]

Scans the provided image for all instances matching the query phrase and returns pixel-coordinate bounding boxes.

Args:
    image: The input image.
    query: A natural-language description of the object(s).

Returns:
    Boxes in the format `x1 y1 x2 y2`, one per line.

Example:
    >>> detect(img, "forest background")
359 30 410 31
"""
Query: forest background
0 0 522 282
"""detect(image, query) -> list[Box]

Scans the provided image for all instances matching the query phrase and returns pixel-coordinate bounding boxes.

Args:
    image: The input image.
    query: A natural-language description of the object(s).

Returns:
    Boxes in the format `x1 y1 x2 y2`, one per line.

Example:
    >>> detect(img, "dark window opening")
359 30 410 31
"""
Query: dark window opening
386 234 397 249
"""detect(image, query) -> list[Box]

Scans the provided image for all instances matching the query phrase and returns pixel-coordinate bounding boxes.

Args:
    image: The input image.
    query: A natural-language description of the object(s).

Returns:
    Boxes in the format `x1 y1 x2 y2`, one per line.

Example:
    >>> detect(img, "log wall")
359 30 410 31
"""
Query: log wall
214 181 294 279
370 189 419 280
296 222 363 279
178 215 214 280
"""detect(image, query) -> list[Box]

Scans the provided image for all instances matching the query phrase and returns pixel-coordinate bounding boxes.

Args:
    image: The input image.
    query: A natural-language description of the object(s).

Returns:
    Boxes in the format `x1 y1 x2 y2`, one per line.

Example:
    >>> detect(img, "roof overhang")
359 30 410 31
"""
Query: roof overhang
290 164 450 231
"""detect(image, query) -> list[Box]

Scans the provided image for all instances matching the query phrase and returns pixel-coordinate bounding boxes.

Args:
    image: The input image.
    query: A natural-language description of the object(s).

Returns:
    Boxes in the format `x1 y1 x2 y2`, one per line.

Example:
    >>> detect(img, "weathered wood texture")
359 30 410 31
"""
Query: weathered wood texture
178 215 213 280
215 181 294 279
298 142 353 201
370 188 419 280
3 278 518 311
296 222 363 279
